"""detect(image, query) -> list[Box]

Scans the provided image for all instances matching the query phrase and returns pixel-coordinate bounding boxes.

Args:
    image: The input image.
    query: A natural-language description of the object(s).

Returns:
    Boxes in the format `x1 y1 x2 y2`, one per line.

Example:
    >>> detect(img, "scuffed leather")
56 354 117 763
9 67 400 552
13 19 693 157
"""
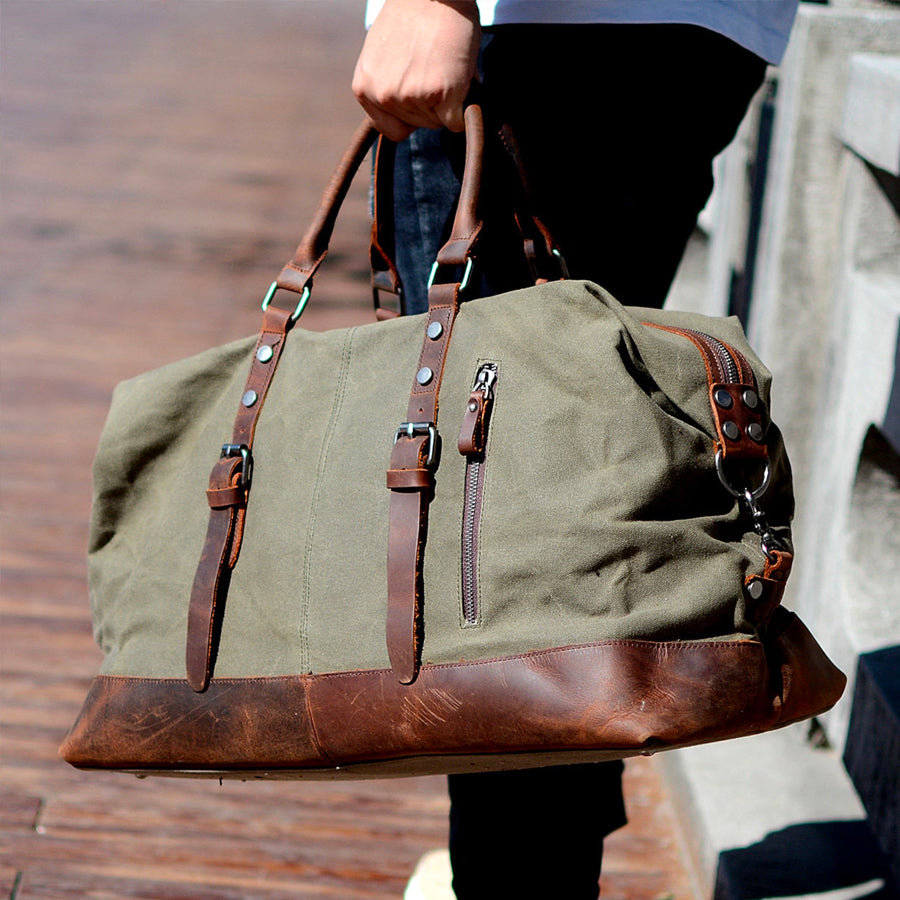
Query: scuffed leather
61 612 845 778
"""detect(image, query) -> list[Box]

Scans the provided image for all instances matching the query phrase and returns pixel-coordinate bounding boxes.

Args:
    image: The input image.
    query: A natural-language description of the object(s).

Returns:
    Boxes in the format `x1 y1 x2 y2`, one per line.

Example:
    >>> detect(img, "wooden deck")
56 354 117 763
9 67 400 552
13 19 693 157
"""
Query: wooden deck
1 3 700 897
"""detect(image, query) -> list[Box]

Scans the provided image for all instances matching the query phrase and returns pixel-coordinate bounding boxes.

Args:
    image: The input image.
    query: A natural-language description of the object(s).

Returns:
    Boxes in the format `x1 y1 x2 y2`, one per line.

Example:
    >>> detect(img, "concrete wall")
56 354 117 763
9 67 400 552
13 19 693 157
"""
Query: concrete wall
683 1 900 746
747 11 900 747
664 3 900 896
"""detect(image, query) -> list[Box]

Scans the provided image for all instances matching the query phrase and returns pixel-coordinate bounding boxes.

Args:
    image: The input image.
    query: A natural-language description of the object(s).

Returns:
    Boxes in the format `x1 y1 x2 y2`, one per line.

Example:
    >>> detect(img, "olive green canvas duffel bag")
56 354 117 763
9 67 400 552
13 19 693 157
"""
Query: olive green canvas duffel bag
61 109 845 779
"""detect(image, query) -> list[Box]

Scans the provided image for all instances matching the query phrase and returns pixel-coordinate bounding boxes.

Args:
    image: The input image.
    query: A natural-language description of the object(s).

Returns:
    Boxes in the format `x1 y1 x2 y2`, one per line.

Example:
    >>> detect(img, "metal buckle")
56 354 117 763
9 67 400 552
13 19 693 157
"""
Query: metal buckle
220 443 253 488
393 422 437 468
261 281 311 323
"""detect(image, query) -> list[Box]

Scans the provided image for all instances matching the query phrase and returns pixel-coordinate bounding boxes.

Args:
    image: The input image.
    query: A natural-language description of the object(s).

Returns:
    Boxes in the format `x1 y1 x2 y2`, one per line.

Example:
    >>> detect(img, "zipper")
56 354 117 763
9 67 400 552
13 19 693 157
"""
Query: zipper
665 327 744 385
687 330 740 383
458 363 498 626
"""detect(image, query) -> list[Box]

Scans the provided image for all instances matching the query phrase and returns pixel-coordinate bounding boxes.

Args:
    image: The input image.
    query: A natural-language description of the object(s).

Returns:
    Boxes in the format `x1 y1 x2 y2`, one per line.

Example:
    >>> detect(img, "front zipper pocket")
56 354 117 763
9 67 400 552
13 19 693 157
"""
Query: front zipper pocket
458 363 498 626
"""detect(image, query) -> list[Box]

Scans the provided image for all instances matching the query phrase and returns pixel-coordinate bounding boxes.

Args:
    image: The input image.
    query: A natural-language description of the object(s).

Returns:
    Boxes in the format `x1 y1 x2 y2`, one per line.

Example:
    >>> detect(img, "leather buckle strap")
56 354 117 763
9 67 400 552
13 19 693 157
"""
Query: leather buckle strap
385 104 486 685
393 422 437 467
386 432 434 685
185 122 385 692
185 303 293 693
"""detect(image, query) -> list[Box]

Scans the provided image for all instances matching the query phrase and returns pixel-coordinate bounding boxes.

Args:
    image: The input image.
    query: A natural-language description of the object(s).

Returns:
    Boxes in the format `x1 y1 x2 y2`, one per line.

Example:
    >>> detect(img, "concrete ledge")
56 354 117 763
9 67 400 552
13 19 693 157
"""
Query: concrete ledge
660 725 898 900
841 53 900 176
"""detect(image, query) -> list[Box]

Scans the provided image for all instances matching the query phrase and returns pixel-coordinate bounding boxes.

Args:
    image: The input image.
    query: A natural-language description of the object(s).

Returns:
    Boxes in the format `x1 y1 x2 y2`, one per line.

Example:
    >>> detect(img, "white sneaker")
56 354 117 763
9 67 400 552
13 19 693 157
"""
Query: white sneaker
404 849 455 900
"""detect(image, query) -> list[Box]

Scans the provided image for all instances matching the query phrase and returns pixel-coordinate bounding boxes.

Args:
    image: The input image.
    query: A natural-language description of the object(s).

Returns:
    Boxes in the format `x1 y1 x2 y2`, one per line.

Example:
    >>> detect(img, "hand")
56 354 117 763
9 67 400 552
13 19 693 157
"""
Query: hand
352 0 481 141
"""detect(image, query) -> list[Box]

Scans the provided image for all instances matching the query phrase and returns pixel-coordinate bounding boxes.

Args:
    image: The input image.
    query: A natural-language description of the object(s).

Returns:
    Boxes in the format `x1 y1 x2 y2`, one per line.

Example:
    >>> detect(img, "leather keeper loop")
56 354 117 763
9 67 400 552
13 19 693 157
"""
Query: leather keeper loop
206 485 246 509
387 468 432 491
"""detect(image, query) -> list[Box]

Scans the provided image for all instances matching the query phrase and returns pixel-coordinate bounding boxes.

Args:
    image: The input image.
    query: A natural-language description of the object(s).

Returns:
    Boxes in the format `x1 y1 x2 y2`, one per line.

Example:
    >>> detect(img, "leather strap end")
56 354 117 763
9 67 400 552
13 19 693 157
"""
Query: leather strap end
746 550 793 628
458 391 488 456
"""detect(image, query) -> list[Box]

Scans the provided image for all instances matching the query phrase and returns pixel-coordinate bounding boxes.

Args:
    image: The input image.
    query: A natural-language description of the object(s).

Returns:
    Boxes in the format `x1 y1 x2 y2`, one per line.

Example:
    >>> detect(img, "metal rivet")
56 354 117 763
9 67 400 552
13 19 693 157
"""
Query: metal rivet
256 344 274 363
747 580 765 601
742 389 759 410
426 322 443 341
468 401 478 412
747 422 765 443
722 421 740 441
714 388 734 409
416 367 434 386
242 390 258 408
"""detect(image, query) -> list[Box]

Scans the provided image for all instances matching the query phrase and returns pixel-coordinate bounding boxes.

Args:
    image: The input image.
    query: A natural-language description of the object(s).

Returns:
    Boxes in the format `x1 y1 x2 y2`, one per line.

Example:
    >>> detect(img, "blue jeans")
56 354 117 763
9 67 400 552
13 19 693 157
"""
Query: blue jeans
390 23 767 898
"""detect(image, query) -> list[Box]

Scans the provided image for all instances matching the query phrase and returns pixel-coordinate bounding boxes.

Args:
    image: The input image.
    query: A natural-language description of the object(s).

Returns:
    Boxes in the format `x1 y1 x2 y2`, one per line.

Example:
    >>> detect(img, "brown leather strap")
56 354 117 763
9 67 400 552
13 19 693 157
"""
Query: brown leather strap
186 458 243 693
185 120 389 692
385 105 485 684
746 549 793 627
370 136 405 316
186 305 294 692
496 123 569 283
386 436 431 684
276 119 378 296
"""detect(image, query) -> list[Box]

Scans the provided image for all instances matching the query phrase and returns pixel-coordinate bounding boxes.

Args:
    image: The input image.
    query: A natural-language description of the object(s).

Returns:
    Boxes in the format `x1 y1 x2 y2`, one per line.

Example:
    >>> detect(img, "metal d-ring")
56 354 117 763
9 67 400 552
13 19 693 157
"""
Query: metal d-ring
715 450 771 501
716 450 785 560
261 281 311 323
427 257 474 293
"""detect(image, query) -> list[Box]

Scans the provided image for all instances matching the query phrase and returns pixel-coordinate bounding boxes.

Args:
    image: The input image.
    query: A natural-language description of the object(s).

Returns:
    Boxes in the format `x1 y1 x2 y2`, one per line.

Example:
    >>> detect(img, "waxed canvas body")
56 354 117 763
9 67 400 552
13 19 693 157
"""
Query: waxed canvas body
87 280 794 682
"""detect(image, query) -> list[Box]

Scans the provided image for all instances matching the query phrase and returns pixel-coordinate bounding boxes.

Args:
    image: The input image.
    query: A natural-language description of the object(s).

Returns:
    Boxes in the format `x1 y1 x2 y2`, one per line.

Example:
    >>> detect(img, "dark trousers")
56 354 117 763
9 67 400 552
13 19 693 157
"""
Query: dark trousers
390 23 766 899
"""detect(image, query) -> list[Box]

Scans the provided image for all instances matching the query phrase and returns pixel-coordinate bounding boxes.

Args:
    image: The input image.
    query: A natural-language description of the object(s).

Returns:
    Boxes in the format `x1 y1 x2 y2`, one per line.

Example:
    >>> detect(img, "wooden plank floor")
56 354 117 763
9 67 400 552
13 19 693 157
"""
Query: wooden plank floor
1 3 701 898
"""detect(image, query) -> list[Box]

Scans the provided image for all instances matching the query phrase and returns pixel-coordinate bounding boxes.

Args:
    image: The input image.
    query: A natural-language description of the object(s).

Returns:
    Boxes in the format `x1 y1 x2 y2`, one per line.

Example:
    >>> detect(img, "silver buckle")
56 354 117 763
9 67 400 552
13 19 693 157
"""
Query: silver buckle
220 443 253 488
393 422 437 468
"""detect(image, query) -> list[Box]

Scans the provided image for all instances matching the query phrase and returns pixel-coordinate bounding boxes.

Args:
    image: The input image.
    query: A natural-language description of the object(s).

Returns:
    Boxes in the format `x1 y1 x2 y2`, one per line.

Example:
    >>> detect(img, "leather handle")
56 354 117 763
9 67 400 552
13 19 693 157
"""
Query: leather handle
432 105 484 276
370 135 405 316
275 119 379 297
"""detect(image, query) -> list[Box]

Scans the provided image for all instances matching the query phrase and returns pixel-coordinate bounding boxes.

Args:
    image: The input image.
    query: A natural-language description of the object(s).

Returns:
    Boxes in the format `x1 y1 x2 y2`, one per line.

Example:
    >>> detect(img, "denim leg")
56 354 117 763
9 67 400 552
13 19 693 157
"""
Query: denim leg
392 129 462 315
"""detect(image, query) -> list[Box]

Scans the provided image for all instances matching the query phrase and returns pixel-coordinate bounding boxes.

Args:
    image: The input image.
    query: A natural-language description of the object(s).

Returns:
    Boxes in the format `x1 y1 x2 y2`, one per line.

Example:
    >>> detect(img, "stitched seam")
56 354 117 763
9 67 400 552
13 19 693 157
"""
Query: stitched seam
300 327 356 673
97 636 762 685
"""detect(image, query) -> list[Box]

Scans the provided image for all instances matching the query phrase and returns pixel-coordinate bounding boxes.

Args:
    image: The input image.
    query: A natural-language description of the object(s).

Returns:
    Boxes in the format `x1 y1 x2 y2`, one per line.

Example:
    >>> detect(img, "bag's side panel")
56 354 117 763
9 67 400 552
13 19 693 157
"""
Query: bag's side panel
89 337 257 677
629 302 795 530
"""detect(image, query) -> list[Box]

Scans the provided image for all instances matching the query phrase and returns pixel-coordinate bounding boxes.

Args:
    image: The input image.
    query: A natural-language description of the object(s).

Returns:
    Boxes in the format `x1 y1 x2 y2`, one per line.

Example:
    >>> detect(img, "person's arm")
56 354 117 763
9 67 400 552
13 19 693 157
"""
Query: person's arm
352 0 481 141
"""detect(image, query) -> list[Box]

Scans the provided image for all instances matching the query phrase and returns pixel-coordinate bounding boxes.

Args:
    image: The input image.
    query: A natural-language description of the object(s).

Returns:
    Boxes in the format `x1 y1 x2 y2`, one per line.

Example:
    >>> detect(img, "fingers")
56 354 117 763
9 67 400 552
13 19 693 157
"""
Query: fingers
354 98 417 142
432 91 468 133
351 0 480 140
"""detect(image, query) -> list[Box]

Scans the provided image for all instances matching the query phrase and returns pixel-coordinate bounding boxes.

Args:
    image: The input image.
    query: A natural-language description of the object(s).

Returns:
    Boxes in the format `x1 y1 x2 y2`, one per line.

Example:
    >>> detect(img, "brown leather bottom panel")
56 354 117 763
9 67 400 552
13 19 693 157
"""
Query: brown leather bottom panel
60 611 845 778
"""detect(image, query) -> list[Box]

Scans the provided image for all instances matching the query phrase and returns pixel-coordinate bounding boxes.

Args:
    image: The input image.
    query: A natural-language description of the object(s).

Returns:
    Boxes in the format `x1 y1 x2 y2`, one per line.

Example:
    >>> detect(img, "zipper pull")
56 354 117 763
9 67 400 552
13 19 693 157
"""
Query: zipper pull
458 364 497 455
